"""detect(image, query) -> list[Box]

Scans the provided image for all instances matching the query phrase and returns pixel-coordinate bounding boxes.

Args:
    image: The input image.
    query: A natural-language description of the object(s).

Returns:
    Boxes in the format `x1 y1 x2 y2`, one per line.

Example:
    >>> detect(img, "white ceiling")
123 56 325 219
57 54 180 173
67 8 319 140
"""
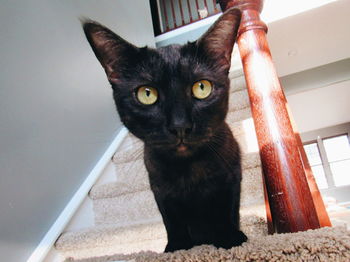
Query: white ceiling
261 0 338 24
266 0 350 77
287 80 350 133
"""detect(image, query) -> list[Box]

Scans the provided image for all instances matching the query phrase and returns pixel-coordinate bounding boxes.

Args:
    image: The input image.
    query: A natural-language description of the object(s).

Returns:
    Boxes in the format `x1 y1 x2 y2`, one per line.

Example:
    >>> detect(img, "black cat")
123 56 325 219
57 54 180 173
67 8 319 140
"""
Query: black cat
83 7 247 252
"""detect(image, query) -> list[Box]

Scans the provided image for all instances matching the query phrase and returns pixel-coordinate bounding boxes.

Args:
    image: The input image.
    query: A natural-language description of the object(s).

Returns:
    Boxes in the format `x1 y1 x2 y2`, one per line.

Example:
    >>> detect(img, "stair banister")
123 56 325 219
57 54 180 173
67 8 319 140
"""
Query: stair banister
218 0 331 233
287 106 332 228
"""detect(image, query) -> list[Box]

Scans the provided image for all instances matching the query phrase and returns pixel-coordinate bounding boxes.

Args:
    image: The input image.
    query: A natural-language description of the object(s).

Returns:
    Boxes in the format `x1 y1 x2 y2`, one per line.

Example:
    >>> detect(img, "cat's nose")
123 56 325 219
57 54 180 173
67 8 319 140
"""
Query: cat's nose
168 125 192 138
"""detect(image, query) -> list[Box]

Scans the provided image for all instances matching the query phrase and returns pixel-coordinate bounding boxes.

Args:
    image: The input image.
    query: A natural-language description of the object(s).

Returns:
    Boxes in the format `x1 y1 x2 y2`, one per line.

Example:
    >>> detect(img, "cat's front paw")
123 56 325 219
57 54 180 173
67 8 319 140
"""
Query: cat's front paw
215 230 248 249
231 230 248 246
164 241 194 253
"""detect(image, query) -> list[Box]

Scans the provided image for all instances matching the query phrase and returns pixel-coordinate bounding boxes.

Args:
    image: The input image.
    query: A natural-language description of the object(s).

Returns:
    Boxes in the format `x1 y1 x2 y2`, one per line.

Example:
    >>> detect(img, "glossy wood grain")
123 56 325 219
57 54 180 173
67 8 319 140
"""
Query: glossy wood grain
286 104 332 227
219 0 329 233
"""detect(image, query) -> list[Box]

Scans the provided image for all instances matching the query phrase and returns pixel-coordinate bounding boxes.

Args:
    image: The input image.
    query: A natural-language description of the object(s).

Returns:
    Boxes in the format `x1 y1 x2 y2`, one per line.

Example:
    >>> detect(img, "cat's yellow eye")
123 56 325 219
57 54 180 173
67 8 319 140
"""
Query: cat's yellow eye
192 80 212 99
136 86 158 105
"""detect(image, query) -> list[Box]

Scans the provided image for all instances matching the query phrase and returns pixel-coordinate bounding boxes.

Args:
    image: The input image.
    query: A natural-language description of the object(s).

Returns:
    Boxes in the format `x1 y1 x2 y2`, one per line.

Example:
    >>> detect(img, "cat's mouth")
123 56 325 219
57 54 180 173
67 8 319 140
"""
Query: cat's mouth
146 134 211 156
176 141 188 153
175 141 192 156
174 137 209 156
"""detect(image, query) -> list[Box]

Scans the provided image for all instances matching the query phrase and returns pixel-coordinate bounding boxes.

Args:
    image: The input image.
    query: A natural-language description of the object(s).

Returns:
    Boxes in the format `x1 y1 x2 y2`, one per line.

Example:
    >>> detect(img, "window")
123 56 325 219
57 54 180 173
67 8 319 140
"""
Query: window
303 125 350 192
303 143 328 189
323 135 350 187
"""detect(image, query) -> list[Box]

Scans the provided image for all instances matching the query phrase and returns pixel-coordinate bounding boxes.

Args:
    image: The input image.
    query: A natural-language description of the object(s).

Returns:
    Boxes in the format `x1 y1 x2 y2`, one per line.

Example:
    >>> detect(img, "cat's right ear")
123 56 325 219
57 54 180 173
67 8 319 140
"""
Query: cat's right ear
82 20 138 83
196 8 241 72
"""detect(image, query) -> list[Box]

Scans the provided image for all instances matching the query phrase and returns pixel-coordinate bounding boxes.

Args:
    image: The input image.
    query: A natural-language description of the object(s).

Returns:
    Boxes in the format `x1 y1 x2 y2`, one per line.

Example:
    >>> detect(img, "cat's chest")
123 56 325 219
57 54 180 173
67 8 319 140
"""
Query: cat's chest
148 156 230 197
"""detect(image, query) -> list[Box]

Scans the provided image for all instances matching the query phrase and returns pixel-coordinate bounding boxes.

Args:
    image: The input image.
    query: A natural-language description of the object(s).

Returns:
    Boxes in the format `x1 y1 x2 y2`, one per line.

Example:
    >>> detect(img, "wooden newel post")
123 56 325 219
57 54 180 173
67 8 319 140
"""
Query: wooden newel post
219 0 330 233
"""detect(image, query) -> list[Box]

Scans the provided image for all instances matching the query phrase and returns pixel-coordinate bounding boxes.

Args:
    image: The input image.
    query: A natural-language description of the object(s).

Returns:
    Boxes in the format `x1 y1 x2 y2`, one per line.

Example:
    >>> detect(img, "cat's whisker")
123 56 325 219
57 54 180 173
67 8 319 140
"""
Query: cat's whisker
205 142 236 175
210 133 240 155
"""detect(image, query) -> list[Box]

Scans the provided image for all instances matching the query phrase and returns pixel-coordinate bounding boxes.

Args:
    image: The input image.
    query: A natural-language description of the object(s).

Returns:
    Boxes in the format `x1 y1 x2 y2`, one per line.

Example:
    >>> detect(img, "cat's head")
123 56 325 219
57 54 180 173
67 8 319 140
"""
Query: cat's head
83 8 241 156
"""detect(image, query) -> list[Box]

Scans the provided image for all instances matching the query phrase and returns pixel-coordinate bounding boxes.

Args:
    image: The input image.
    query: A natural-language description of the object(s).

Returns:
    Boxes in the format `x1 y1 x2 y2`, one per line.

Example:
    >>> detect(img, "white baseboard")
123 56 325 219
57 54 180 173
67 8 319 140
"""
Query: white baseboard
27 127 129 262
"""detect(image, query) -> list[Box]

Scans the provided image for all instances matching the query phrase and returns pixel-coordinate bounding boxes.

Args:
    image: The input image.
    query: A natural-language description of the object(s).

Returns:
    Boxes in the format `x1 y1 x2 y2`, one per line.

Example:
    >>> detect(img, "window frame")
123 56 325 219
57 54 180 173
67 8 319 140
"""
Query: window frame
303 140 331 189
301 123 350 203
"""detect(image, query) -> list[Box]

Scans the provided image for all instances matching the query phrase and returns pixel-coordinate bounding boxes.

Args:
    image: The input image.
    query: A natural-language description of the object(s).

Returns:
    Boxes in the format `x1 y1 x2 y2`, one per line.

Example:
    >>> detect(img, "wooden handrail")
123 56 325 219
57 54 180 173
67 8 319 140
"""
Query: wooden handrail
218 0 331 233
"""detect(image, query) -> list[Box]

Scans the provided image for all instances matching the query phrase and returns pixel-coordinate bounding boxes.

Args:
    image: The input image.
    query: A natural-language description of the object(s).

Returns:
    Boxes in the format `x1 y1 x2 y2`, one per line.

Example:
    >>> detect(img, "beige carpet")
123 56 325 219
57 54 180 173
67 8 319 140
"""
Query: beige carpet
68 226 350 262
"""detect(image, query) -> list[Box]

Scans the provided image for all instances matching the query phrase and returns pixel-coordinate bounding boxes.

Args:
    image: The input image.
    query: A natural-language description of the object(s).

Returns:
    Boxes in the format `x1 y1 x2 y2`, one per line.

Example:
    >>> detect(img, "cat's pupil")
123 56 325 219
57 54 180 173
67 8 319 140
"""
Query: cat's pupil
199 83 204 90
145 88 151 97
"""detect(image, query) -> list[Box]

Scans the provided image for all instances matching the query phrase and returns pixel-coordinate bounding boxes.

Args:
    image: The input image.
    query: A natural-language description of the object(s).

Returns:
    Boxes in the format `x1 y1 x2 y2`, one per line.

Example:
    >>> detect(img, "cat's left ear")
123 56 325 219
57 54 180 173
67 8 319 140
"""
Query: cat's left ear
197 7 241 70
82 19 138 83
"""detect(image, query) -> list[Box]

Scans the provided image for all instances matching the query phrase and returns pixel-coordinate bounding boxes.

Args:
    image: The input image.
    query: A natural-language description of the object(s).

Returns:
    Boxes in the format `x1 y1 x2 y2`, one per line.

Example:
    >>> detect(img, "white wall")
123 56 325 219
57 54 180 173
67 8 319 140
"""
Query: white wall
0 1 155 261
286 80 350 133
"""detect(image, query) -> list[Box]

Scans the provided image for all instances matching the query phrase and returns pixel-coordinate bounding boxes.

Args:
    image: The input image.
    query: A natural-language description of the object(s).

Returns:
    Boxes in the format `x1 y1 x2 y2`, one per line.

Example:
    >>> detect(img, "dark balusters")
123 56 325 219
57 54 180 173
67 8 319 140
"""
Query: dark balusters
162 0 170 31
187 0 194 22
150 0 162 36
170 0 177 28
213 0 219 12
204 0 209 16
157 0 223 34
178 0 185 25
195 0 200 18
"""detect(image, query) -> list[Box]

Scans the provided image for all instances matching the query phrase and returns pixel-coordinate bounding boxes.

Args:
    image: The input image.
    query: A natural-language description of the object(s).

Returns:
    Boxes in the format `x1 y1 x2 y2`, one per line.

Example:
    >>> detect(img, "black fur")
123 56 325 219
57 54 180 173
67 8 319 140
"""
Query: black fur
83 8 247 252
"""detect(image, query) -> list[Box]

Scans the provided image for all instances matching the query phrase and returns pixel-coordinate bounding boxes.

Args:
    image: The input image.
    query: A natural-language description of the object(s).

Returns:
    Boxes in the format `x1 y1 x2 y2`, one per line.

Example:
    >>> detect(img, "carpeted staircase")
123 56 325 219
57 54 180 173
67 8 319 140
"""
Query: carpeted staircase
51 60 350 262
53 67 270 261
67 226 350 262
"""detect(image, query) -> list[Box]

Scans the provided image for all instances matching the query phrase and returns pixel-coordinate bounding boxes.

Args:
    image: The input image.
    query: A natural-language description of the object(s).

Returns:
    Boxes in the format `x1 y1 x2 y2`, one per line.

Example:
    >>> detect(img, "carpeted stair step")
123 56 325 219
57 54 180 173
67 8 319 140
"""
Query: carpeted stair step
114 133 142 157
113 141 143 165
228 116 254 139
71 226 350 262
92 189 161 226
228 89 250 112
240 167 264 208
93 150 261 200
241 152 261 170
110 146 261 187
55 221 167 261
113 145 143 165
229 74 246 93
91 167 264 226
229 67 244 81
98 135 263 228
232 115 260 155
93 152 261 199
89 181 150 200
111 158 149 188
107 107 261 191
56 215 267 261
